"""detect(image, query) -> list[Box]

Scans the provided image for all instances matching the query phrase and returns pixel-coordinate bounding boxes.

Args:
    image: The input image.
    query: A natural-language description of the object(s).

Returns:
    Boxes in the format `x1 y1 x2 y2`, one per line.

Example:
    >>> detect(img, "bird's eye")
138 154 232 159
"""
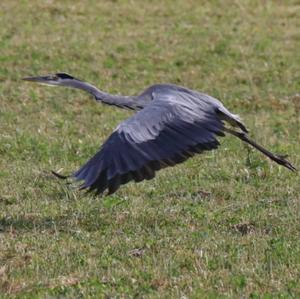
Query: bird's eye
48 75 58 81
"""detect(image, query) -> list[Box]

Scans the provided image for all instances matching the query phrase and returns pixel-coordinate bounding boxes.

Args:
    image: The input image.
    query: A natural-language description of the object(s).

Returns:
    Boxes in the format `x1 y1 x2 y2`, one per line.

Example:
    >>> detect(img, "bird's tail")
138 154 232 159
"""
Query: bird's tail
224 128 296 172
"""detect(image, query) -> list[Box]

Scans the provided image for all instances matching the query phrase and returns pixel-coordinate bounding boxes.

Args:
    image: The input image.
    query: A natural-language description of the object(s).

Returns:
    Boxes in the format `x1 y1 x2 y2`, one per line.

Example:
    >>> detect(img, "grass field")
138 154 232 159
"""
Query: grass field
0 1 300 297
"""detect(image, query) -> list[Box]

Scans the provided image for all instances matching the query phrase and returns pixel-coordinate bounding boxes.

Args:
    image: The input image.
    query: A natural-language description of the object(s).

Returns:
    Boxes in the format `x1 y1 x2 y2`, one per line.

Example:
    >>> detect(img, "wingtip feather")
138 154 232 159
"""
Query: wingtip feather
51 170 69 179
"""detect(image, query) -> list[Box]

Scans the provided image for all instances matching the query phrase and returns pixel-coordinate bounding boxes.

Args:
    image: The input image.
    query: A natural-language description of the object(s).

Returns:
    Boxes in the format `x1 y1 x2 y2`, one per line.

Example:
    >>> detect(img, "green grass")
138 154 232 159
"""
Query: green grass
0 0 300 297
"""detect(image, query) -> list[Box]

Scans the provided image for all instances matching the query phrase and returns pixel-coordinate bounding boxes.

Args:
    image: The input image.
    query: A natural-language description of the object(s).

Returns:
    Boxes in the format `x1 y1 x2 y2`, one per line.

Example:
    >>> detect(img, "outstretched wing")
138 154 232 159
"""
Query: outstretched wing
73 89 226 195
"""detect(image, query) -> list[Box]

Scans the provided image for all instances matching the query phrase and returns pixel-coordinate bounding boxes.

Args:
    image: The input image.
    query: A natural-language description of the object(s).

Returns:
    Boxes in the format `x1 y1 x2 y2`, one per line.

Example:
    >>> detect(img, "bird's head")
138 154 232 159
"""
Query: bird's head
23 72 101 98
23 72 80 87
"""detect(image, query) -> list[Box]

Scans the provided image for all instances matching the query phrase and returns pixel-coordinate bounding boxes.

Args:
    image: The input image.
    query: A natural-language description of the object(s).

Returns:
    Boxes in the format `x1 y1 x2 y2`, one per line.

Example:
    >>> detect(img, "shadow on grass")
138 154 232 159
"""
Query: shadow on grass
0 211 112 234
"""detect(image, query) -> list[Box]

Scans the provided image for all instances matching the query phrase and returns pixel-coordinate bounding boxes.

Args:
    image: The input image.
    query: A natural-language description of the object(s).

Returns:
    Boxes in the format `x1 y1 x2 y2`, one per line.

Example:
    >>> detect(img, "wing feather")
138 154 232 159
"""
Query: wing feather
73 89 226 195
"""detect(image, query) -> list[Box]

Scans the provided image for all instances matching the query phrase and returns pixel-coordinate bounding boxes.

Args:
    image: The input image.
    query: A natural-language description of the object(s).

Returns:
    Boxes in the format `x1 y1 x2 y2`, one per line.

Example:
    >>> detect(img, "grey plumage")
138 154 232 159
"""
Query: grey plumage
23 73 296 195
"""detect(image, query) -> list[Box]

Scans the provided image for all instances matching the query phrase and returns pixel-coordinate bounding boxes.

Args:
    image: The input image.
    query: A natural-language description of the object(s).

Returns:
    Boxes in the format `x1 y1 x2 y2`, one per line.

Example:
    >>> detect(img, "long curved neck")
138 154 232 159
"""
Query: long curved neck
66 80 142 110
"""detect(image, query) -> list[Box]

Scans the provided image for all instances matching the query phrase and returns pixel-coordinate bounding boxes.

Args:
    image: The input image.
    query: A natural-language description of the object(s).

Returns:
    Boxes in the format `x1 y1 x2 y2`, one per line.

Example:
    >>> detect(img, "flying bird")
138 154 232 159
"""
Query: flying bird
23 73 296 195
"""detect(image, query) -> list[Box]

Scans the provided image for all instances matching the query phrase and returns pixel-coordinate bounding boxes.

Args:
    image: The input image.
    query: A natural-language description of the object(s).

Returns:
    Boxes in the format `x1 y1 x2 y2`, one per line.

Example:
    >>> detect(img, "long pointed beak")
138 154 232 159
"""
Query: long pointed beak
22 75 50 83
22 75 60 87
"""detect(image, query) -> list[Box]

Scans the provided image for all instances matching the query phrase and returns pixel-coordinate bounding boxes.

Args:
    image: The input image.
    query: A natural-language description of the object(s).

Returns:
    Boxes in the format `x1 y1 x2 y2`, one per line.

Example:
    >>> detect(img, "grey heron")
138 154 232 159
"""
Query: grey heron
23 73 296 195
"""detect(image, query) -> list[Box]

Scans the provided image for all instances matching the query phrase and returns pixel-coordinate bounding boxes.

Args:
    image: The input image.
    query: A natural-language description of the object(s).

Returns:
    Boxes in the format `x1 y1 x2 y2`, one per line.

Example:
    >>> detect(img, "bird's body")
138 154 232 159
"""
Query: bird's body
23 73 296 195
